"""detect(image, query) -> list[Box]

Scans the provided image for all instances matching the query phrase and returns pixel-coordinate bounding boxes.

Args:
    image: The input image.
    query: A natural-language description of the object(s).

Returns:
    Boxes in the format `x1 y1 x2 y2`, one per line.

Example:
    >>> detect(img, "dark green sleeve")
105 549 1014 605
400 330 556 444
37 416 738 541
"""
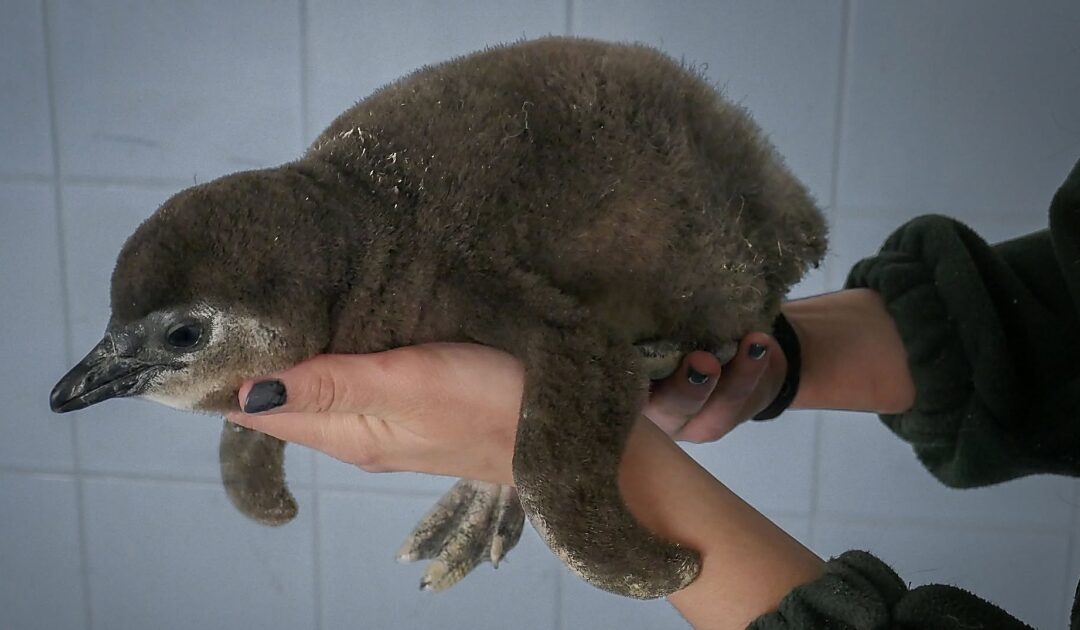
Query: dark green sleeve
843 159 1080 487
747 162 1080 630
748 551 1034 630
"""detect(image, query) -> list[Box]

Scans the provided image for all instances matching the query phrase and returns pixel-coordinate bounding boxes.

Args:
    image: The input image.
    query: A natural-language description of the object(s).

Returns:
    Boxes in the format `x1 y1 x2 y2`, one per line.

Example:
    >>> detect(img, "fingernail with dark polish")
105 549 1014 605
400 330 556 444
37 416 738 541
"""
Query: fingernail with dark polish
243 380 286 413
748 344 767 360
687 367 710 385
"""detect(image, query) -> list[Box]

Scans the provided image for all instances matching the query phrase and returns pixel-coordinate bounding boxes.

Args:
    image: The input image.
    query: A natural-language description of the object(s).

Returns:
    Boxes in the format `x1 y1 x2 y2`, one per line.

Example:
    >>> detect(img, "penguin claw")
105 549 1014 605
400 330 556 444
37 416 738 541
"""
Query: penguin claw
398 479 525 591
635 338 739 380
488 483 525 568
635 340 687 381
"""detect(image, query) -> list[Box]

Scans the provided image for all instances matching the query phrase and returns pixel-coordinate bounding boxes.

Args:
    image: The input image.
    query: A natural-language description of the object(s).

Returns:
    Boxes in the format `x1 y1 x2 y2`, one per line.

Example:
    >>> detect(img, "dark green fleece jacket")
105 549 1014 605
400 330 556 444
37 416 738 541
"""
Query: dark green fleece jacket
750 158 1080 629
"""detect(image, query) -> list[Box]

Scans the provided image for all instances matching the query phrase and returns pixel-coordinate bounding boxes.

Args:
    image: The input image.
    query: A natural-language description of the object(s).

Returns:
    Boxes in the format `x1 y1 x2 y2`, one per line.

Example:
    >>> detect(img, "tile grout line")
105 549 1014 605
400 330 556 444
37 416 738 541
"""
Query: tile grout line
298 0 311 148
0 462 437 495
40 1 95 628
807 0 852 548
0 172 53 184
311 473 323 630
39 0 71 437
813 510 1073 538
1062 482 1079 625
0 172 205 189
554 573 563 630
805 413 823 544
297 2 323 628
2 173 286 190
6 461 1071 535
61 174 195 189
827 0 852 217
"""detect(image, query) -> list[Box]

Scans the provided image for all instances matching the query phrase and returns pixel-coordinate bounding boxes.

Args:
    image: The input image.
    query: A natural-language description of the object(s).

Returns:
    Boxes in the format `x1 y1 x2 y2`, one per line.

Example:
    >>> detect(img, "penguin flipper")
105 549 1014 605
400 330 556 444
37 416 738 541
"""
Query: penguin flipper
219 420 298 525
397 479 525 591
514 327 700 599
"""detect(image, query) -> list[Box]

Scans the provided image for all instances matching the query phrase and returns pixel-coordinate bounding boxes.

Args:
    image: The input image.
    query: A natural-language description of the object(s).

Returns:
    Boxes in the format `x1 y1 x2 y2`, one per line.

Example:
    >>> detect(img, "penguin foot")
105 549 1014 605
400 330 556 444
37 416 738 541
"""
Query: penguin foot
635 339 738 380
397 479 525 591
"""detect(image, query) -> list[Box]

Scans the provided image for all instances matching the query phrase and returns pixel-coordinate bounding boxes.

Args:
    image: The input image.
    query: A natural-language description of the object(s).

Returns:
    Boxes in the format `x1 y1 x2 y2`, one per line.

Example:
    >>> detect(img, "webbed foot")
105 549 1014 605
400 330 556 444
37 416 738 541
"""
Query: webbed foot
397 479 525 591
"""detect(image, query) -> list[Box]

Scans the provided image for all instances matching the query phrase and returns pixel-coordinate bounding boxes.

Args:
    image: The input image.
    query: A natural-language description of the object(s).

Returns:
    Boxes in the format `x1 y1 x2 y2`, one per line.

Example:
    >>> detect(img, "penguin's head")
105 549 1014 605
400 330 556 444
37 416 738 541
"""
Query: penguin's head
49 301 299 414
51 169 338 414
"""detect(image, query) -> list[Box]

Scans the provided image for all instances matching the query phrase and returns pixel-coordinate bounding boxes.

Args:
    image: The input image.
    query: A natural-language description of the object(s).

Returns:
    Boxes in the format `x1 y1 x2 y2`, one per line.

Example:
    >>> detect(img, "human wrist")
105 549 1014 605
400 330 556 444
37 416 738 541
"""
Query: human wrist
618 419 822 627
783 289 915 414
751 314 800 421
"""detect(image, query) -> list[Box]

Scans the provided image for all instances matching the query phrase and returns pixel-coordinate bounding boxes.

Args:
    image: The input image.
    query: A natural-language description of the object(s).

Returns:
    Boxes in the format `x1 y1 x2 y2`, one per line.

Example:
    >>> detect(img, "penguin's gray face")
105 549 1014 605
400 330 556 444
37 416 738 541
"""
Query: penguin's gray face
51 303 289 414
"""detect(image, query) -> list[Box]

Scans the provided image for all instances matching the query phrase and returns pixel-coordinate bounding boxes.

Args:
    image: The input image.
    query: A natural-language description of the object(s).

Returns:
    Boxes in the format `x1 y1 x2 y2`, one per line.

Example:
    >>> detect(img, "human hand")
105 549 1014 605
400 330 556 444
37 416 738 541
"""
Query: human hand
225 343 524 485
224 330 788 486
224 339 822 629
644 333 787 443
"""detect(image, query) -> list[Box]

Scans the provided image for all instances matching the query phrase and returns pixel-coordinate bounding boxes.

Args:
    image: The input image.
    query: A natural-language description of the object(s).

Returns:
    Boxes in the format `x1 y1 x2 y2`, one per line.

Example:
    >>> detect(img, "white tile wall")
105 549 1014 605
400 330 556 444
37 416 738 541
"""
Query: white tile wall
0 474 87 630
82 478 317 630
573 0 845 205
318 491 561 630
812 519 1072 629
305 0 567 138
49 0 304 183
2 1 1079 629
0 182 73 469
836 0 1080 218
685 410 818 516
0 0 53 177
817 410 1076 531
1067 492 1080 629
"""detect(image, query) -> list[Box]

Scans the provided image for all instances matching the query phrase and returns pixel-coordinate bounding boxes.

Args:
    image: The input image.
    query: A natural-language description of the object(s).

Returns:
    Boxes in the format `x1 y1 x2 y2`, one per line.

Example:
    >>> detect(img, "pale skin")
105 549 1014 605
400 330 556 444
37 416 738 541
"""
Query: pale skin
227 288 915 629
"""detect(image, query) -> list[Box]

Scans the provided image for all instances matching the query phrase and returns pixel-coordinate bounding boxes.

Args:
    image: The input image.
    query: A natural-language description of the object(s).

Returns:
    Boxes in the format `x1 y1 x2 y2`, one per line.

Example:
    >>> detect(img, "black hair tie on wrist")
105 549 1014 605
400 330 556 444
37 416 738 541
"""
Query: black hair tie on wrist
752 312 800 421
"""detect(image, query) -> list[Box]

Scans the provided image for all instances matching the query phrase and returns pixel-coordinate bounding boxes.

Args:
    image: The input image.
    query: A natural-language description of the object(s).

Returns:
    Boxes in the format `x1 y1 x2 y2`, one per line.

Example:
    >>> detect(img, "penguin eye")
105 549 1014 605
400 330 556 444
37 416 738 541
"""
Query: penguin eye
166 323 203 349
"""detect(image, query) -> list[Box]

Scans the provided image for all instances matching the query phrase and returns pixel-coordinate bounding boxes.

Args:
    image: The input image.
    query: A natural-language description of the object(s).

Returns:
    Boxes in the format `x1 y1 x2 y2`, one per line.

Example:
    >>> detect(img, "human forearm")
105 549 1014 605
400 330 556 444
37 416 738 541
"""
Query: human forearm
645 288 917 442
619 418 823 628
785 288 915 415
227 344 825 627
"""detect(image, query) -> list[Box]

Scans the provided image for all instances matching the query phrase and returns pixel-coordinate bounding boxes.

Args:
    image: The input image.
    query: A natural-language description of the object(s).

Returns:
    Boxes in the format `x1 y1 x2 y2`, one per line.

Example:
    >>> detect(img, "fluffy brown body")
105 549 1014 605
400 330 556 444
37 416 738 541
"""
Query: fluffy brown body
107 37 826 597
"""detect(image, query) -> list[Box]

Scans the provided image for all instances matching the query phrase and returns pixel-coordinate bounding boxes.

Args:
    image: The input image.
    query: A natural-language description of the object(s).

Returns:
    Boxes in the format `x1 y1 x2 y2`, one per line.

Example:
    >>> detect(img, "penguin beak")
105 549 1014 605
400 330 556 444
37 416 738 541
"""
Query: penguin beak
50 336 156 413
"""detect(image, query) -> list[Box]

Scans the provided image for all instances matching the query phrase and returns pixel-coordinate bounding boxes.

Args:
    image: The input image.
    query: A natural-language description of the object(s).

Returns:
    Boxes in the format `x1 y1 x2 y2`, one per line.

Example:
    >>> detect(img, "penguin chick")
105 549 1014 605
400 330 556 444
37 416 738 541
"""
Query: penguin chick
50 37 826 599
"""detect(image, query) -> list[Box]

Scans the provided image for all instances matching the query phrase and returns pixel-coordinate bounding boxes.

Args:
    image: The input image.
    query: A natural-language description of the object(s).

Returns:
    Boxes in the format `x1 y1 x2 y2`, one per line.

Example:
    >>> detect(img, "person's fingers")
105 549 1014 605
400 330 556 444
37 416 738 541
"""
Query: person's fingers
224 344 523 477
644 351 722 436
675 332 775 443
225 352 426 471
234 353 417 417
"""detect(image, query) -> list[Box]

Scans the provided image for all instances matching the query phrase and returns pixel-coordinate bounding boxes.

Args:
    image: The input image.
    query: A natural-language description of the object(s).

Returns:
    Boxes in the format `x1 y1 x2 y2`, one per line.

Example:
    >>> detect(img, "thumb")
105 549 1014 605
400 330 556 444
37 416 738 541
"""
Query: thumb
226 353 403 472
236 353 394 416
